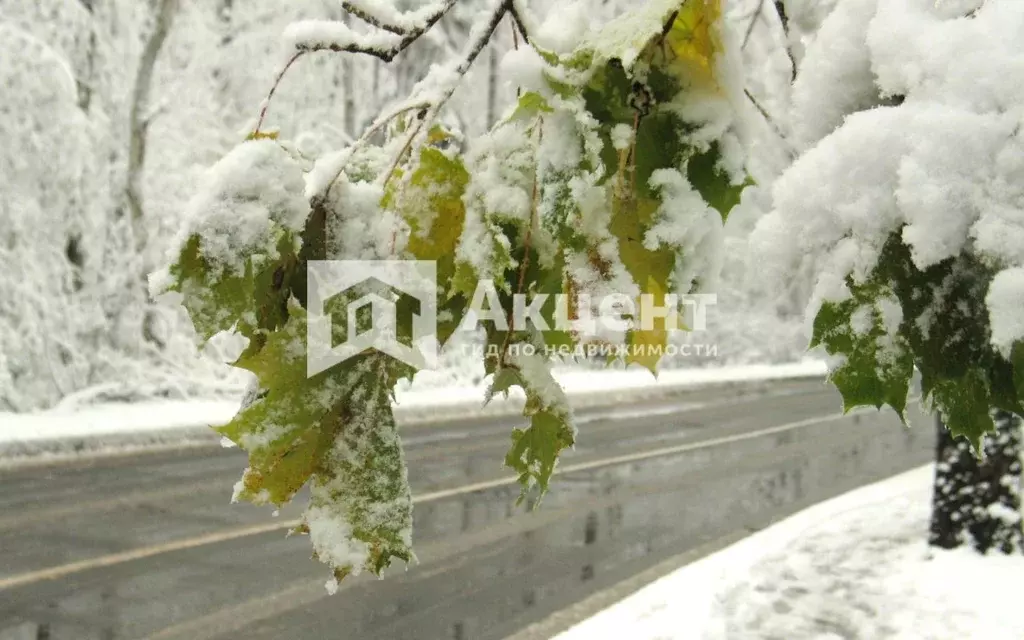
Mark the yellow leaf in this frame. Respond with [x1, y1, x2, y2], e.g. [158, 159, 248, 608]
[246, 129, 280, 141]
[608, 187, 675, 373]
[664, 0, 722, 91]
[235, 424, 334, 505]
[387, 147, 469, 264]
[627, 275, 671, 373]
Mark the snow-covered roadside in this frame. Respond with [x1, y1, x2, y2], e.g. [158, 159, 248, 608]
[0, 360, 826, 446]
[399, 360, 828, 411]
[555, 465, 1024, 640]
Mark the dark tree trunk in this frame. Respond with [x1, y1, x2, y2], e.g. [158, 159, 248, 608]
[486, 43, 499, 129]
[773, 1, 788, 32]
[930, 410, 1023, 554]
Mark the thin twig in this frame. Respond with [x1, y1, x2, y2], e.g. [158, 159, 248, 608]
[253, 51, 304, 135]
[256, 0, 458, 133]
[517, 124, 542, 296]
[744, 88, 795, 157]
[742, 0, 765, 49]
[322, 0, 512, 199]
[500, 120, 542, 367]
[451, 0, 511, 76]
[507, 0, 532, 44]
[772, 0, 796, 81]
[383, 117, 426, 191]
[361, 101, 432, 146]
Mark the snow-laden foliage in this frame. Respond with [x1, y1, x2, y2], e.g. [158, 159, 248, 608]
[0, 0, 226, 411]
[154, 0, 751, 583]
[752, 0, 1024, 448]
[0, 0, 528, 410]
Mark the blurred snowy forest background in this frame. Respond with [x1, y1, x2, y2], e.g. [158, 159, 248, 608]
[0, 0, 817, 412]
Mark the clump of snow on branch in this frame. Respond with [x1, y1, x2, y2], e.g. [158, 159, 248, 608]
[753, 0, 1024, 349]
[283, 20, 403, 55]
[646, 169, 725, 294]
[987, 269, 1024, 357]
[168, 140, 309, 275]
[787, 0, 878, 150]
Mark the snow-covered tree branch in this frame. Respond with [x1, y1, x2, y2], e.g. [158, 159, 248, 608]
[152, 0, 753, 585]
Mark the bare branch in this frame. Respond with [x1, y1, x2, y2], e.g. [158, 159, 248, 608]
[342, 0, 459, 36]
[254, 0, 460, 133]
[342, 1, 406, 35]
[297, 0, 458, 61]
[321, 0, 513, 199]
[774, 0, 789, 32]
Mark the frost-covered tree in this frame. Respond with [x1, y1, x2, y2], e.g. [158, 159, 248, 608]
[751, 0, 1024, 552]
[151, 0, 1024, 585]
[0, 0, 161, 410]
[755, 0, 1024, 446]
[3, 0, 483, 410]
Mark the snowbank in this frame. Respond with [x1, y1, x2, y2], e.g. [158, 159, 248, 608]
[397, 359, 827, 409]
[556, 464, 1024, 640]
[0, 360, 826, 453]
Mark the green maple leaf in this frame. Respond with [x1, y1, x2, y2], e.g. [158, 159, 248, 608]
[687, 142, 753, 219]
[926, 370, 995, 453]
[811, 233, 1023, 451]
[491, 360, 576, 504]
[505, 409, 575, 505]
[219, 304, 414, 580]
[507, 91, 554, 122]
[810, 293, 913, 421]
[385, 144, 470, 348]
[166, 229, 298, 341]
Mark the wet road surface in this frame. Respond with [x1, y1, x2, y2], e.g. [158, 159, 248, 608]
[0, 379, 934, 640]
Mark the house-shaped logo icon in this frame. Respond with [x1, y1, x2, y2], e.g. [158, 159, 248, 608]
[307, 260, 437, 377]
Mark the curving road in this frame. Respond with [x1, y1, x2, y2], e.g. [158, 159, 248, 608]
[0, 378, 934, 640]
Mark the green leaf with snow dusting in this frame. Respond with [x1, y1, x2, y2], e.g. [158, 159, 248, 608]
[494, 353, 576, 504]
[166, 229, 298, 341]
[221, 304, 414, 580]
[810, 289, 913, 420]
[810, 233, 1024, 451]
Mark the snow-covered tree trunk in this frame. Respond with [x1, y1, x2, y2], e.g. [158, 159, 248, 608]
[127, 0, 178, 247]
[930, 411, 1023, 554]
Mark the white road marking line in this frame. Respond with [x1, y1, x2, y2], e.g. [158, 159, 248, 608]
[0, 521, 297, 591]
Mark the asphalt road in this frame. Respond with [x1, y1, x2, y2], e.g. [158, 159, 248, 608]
[0, 379, 935, 640]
